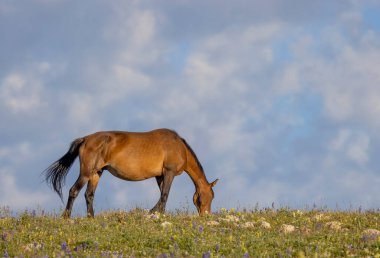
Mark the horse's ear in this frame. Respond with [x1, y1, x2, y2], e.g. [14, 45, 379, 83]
[210, 179, 219, 187]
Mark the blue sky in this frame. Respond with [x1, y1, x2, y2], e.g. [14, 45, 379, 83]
[1, 0, 380, 214]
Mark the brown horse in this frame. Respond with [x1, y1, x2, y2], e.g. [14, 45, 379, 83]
[44, 128, 218, 218]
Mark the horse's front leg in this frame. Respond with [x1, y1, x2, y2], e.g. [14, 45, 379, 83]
[150, 168, 175, 213]
[150, 175, 164, 213]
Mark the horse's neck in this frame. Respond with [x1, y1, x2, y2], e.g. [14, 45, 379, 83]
[186, 162, 209, 190]
[184, 143, 209, 190]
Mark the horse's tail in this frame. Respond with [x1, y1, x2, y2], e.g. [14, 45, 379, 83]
[44, 137, 85, 201]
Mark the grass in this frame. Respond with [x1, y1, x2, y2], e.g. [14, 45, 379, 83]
[0, 207, 379, 257]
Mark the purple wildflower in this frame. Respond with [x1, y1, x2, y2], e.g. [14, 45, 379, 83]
[199, 226, 203, 233]
[243, 252, 250, 258]
[202, 251, 211, 258]
[192, 221, 196, 229]
[2, 232, 8, 241]
[362, 234, 371, 242]
[61, 242, 68, 252]
[315, 222, 323, 230]
[215, 244, 220, 252]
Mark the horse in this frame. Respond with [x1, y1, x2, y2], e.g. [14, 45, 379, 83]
[44, 128, 218, 218]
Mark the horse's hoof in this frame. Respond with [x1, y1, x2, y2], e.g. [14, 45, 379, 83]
[62, 214, 70, 219]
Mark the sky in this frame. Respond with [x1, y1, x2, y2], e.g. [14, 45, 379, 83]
[1, 0, 380, 215]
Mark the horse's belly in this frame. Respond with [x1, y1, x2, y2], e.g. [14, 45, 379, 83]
[105, 162, 163, 181]
[103, 138, 167, 180]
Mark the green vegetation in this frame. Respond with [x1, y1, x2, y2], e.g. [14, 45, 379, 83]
[1, 207, 379, 257]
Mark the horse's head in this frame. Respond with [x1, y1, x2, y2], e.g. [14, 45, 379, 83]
[193, 179, 218, 215]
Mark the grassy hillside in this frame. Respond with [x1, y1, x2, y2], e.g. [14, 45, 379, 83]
[1, 207, 379, 257]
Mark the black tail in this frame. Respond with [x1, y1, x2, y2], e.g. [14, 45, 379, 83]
[44, 138, 85, 201]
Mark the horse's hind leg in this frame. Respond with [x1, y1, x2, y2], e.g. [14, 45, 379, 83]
[85, 171, 102, 218]
[63, 175, 88, 218]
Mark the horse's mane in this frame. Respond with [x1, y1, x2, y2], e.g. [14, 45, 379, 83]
[181, 137, 205, 174]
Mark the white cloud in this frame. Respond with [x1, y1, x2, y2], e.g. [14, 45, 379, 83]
[0, 142, 52, 210]
[0, 61, 64, 115]
[326, 50, 380, 123]
[346, 135, 370, 165]
[284, 16, 380, 128]
[108, 179, 159, 209]
[0, 73, 43, 113]
[329, 129, 370, 165]
[0, 169, 51, 209]
[103, 3, 164, 68]
[0, 142, 35, 165]
[275, 64, 302, 93]
[185, 23, 282, 82]
[110, 65, 151, 94]
[58, 63, 152, 132]
[61, 92, 103, 132]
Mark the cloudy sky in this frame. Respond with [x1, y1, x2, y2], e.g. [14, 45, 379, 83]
[1, 0, 380, 214]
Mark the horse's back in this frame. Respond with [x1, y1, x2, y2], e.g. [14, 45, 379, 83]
[83, 128, 179, 146]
